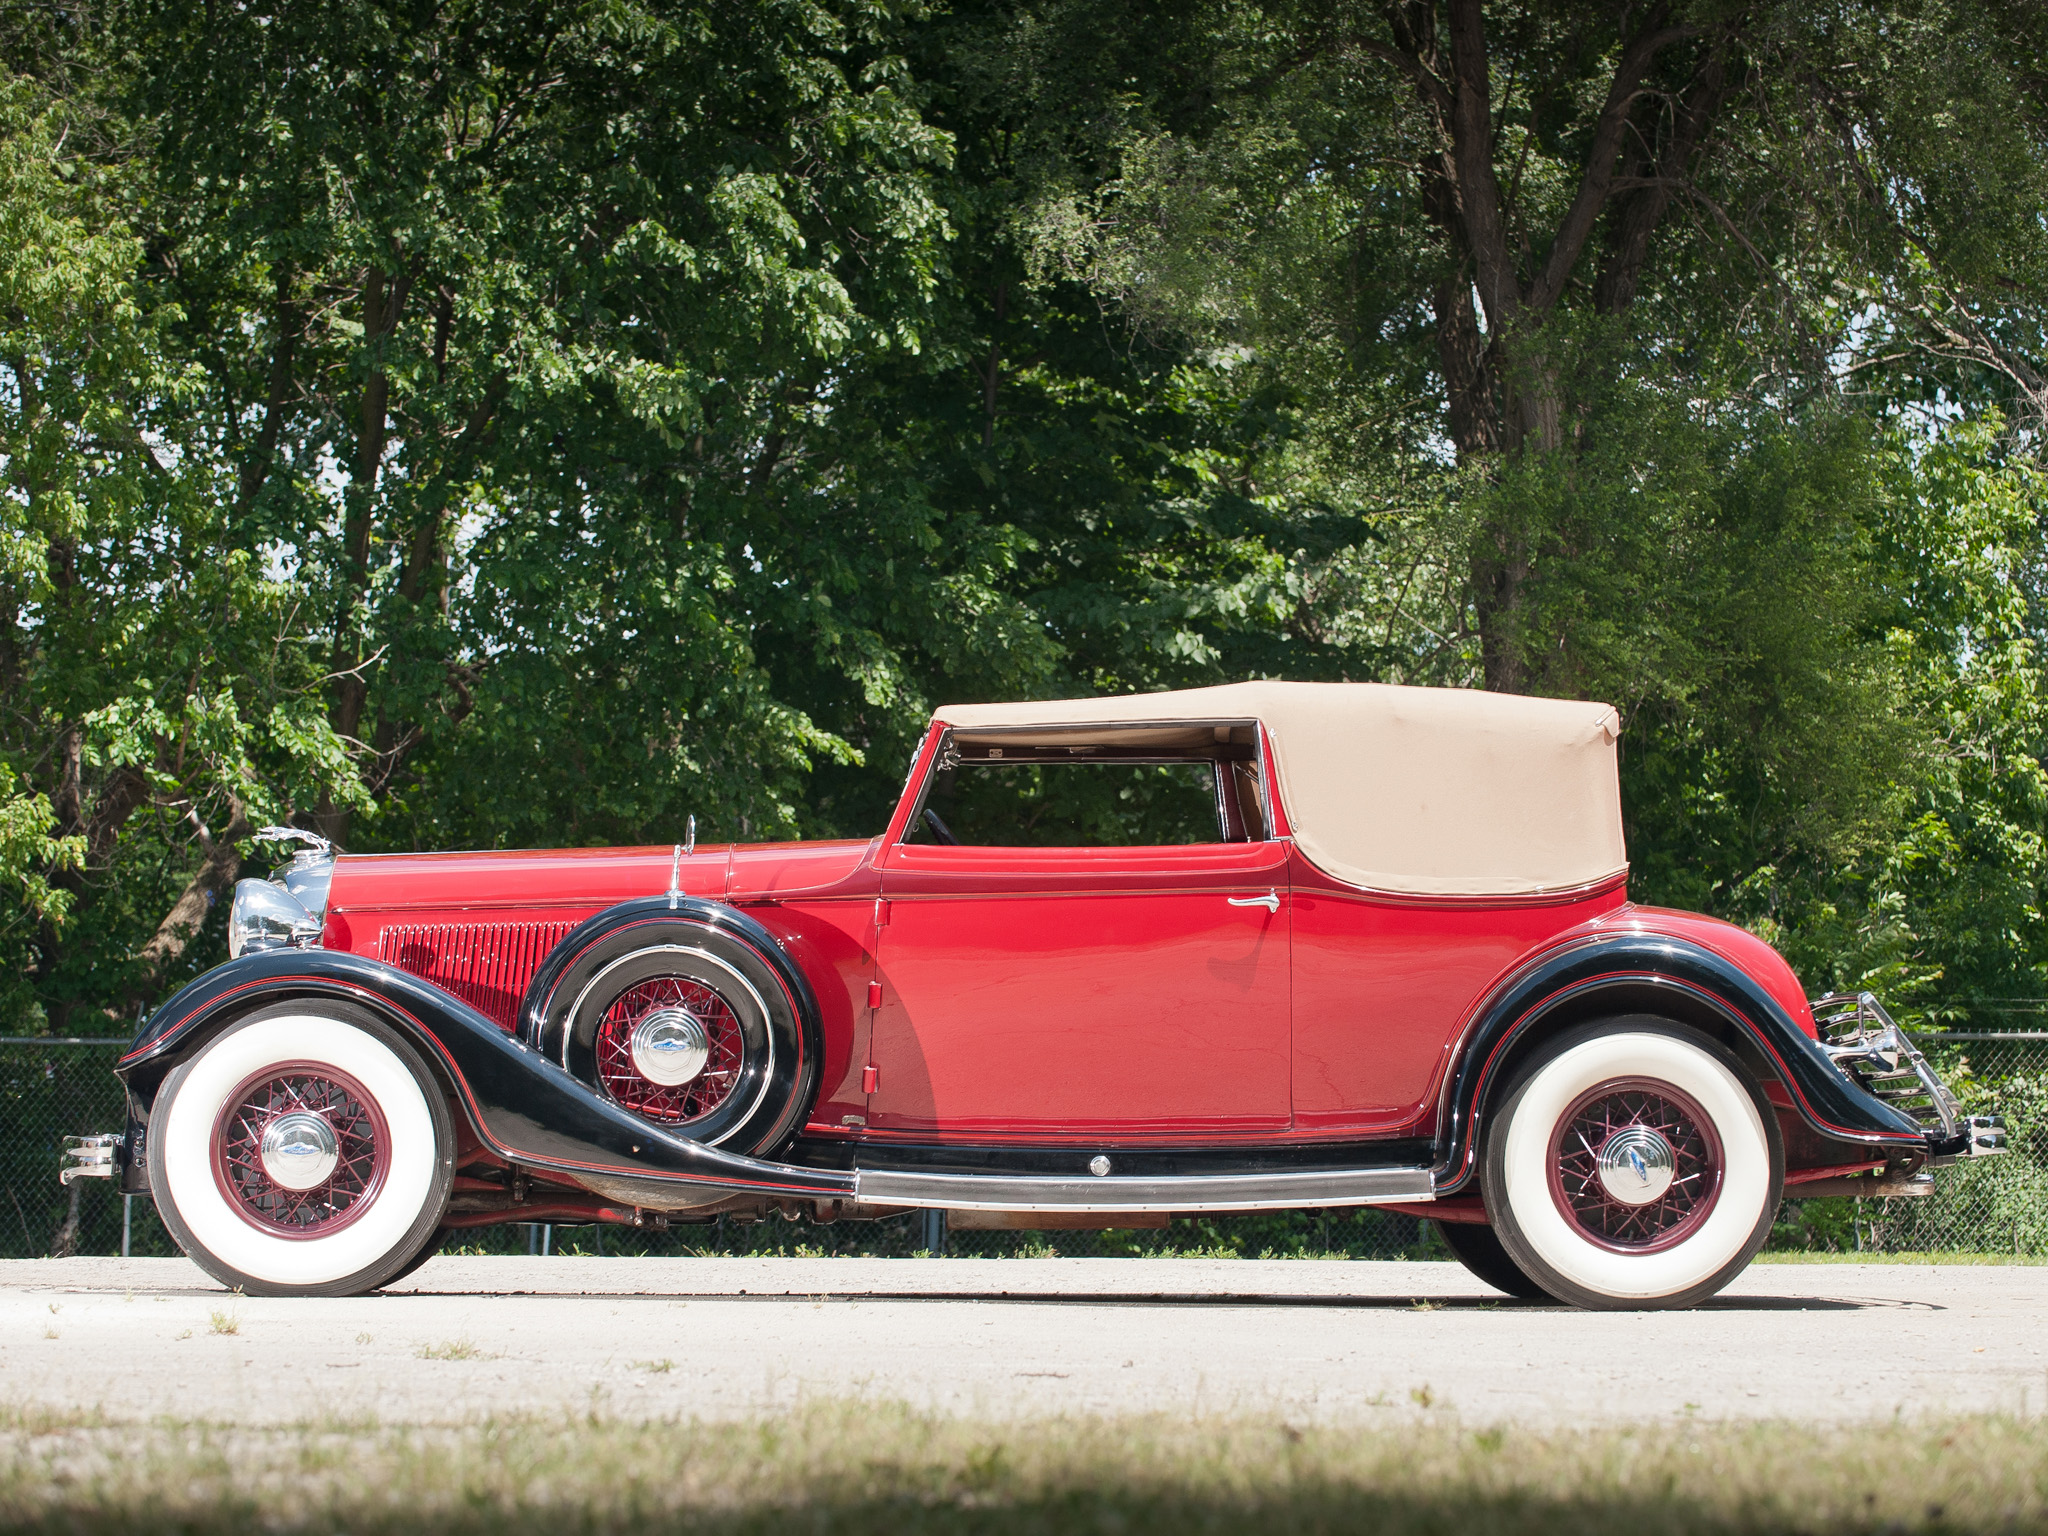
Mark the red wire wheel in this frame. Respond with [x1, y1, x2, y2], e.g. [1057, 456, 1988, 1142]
[1547, 1077, 1723, 1254]
[595, 976, 745, 1123]
[210, 1064, 389, 1239]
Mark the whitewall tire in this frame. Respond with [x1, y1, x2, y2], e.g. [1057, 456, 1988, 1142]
[1482, 1019, 1782, 1310]
[147, 1003, 454, 1297]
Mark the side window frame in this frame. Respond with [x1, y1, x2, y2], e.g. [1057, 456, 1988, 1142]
[898, 727, 959, 847]
[895, 720, 1271, 849]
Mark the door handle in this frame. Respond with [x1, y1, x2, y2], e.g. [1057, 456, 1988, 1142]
[1227, 890, 1281, 914]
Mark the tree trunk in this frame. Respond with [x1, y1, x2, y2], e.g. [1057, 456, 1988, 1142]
[1385, 0, 1721, 694]
[235, 274, 299, 517]
[1432, 269, 1499, 459]
[1472, 543, 1532, 693]
[1594, 45, 1731, 313]
[982, 282, 1007, 448]
[132, 800, 249, 1003]
[320, 266, 410, 845]
[48, 1179, 81, 1260]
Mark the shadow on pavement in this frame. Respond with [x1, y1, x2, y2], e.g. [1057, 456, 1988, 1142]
[376, 1285, 1918, 1311]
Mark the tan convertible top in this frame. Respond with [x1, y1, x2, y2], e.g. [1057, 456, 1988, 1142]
[933, 681, 1625, 897]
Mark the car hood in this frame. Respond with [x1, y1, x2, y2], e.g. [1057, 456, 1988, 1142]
[326, 837, 879, 916]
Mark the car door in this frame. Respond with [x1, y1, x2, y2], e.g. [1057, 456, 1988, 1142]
[1286, 849, 1630, 1135]
[863, 748, 1292, 1140]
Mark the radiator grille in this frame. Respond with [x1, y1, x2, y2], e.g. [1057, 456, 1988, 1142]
[375, 921, 575, 1033]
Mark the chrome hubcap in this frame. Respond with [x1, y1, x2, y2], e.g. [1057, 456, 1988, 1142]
[258, 1111, 340, 1191]
[630, 1007, 710, 1086]
[1595, 1124, 1677, 1206]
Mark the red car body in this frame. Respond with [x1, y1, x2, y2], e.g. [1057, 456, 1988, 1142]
[93, 682, 1997, 1304]
[320, 800, 1810, 1154]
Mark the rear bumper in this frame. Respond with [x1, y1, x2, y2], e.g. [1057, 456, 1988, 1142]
[1812, 992, 2008, 1163]
[60, 1133, 124, 1186]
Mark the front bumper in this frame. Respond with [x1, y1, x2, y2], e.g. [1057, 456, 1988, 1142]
[1812, 992, 2008, 1162]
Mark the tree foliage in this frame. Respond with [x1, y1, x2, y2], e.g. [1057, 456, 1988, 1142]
[3, 0, 2048, 1031]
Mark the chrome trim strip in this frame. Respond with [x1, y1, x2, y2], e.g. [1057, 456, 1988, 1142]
[1296, 865, 1632, 908]
[852, 1165, 1436, 1213]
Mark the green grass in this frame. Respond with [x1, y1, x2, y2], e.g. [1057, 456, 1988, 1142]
[1752, 1249, 2048, 1264]
[413, 1339, 499, 1361]
[0, 1406, 2044, 1533]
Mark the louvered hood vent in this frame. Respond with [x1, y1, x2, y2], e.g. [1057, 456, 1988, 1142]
[376, 921, 574, 1032]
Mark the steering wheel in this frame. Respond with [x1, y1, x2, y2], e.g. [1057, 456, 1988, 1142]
[921, 808, 959, 846]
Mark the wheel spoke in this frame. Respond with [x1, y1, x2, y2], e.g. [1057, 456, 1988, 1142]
[595, 976, 747, 1124]
[212, 1067, 388, 1237]
[1550, 1078, 1724, 1253]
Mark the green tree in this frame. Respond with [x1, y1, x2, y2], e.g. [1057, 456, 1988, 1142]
[126, 0, 955, 847]
[0, 0, 964, 1025]
[7, 0, 2048, 1035]
[1007, 0, 2048, 997]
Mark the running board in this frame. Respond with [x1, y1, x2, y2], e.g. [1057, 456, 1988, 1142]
[852, 1165, 1436, 1214]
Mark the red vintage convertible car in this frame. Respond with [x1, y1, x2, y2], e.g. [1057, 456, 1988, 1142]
[65, 682, 2003, 1305]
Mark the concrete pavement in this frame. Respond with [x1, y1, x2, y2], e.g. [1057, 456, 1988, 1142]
[0, 1256, 2040, 1425]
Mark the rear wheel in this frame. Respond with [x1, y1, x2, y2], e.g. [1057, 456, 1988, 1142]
[1434, 1219, 1552, 1300]
[147, 1003, 453, 1297]
[1482, 1019, 1782, 1310]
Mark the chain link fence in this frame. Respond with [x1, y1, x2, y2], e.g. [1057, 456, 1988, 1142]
[4, 1032, 2041, 1262]
[1769, 1032, 2048, 1256]
[0, 1039, 174, 1260]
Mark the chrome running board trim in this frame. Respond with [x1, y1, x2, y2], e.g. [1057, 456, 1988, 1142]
[852, 1165, 1435, 1213]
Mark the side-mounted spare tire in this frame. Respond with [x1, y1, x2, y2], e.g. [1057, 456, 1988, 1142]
[519, 896, 821, 1158]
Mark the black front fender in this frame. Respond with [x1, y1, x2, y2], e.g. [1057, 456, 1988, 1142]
[118, 949, 854, 1202]
[1433, 933, 1926, 1194]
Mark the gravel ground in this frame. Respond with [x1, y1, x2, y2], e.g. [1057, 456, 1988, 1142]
[0, 1256, 2041, 1426]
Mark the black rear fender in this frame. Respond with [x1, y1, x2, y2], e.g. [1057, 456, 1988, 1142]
[1434, 933, 1926, 1193]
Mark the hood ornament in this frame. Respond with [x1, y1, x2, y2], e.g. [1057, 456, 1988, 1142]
[254, 826, 332, 859]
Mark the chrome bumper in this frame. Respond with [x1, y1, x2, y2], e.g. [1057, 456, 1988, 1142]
[1812, 992, 2007, 1162]
[59, 1133, 125, 1186]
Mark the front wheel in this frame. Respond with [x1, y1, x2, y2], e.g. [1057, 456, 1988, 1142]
[1482, 1019, 1782, 1310]
[147, 1003, 454, 1297]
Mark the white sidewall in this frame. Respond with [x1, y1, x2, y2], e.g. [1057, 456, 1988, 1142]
[1499, 1032, 1771, 1301]
[158, 1015, 438, 1287]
